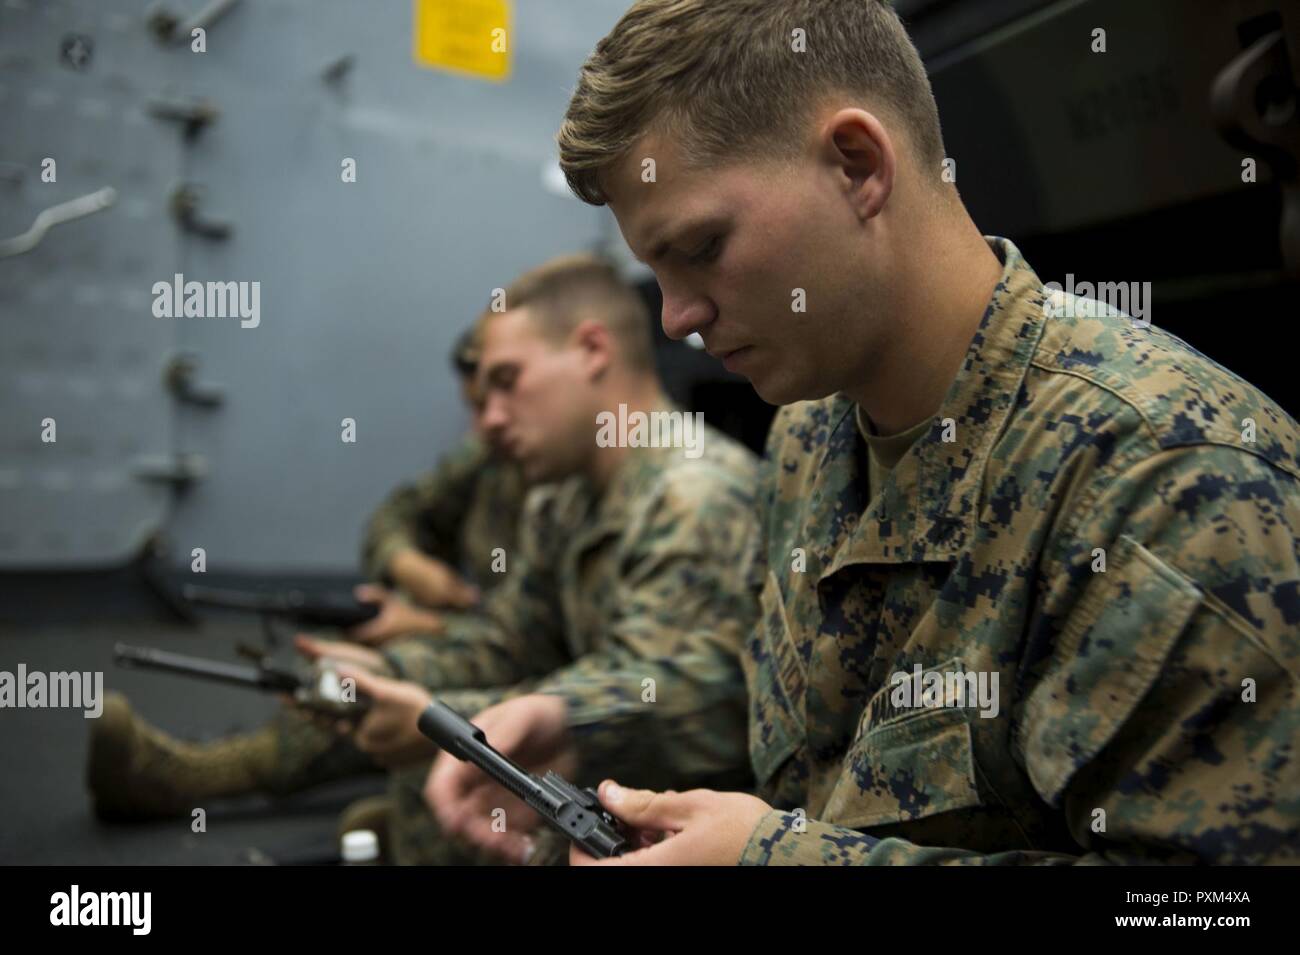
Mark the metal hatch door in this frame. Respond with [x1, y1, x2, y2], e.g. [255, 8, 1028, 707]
[0, 0, 185, 569]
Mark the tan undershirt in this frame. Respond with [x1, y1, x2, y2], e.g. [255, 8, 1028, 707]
[856, 405, 936, 501]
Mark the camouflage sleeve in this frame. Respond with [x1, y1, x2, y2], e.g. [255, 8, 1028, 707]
[533, 469, 763, 792]
[360, 434, 487, 581]
[1019, 442, 1300, 864]
[739, 813, 1079, 865]
[378, 493, 571, 691]
[741, 443, 1300, 865]
[429, 678, 543, 721]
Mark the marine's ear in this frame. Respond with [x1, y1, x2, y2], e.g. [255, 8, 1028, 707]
[820, 107, 896, 223]
[571, 318, 615, 383]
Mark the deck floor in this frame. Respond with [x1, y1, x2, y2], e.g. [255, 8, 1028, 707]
[0, 619, 384, 865]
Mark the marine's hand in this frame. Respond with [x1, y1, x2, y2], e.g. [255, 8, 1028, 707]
[348, 584, 445, 645]
[334, 666, 437, 767]
[569, 782, 772, 866]
[388, 549, 481, 610]
[425, 694, 576, 864]
[294, 634, 387, 672]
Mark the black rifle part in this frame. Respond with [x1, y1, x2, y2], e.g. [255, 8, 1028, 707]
[114, 642, 300, 692]
[180, 583, 381, 628]
[113, 643, 367, 717]
[417, 700, 627, 859]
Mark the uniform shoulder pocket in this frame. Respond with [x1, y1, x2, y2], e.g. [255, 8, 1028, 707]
[1018, 533, 1202, 805]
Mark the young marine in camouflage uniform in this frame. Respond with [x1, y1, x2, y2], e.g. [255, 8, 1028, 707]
[361, 432, 523, 604]
[336, 253, 761, 864]
[428, 0, 1300, 865]
[86, 332, 526, 819]
[360, 327, 526, 611]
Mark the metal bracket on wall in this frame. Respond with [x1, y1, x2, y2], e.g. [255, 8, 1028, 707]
[132, 452, 209, 487]
[0, 186, 117, 258]
[148, 95, 220, 140]
[1212, 27, 1300, 278]
[321, 54, 356, 84]
[164, 352, 226, 407]
[169, 183, 233, 239]
[146, 0, 243, 45]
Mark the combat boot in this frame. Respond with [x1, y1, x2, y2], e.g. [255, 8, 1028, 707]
[87, 692, 381, 821]
[87, 691, 282, 821]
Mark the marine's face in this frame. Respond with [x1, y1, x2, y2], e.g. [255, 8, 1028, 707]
[476, 308, 592, 483]
[459, 375, 492, 443]
[605, 133, 879, 405]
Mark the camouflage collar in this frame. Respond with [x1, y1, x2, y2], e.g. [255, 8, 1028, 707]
[819, 236, 1049, 572]
[591, 442, 676, 529]
[565, 406, 699, 548]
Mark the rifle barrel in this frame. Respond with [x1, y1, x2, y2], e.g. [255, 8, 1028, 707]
[113, 643, 297, 692]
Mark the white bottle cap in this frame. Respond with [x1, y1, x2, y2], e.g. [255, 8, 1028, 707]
[341, 829, 379, 863]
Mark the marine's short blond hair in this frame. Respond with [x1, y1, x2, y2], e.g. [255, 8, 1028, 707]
[482, 253, 655, 373]
[558, 0, 945, 205]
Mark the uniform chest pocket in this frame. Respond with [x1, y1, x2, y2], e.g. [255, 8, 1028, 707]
[821, 669, 984, 830]
[743, 570, 807, 787]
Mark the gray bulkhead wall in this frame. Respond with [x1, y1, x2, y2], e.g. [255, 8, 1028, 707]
[1, 0, 627, 575]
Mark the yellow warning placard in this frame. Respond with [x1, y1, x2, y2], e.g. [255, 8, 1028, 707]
[413, 0, 512, 82]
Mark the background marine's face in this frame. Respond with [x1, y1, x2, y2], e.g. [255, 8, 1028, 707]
[476, 306, 596, 484]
